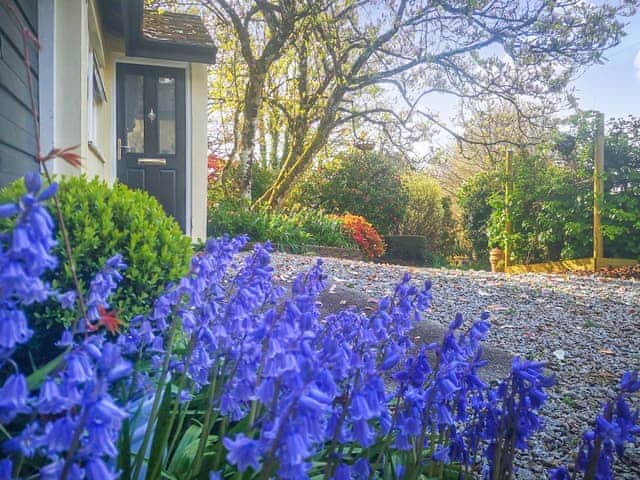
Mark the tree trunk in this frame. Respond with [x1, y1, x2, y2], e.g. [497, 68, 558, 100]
[269, 109, 280, 169]
[258, 107, 268, 168]
[260, 92, 343, 207]
[235, 70, 266, 201]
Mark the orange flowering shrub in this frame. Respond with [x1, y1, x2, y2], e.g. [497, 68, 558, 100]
[338, 213, 386, 259]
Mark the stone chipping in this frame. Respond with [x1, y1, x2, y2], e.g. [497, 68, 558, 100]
[269, 252, 640, 479]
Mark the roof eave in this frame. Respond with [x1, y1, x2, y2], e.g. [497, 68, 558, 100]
[123, 0, 216, 65]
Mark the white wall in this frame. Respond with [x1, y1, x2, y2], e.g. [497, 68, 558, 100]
[39, 1, 209, 240]
[189, 62, 209, 241]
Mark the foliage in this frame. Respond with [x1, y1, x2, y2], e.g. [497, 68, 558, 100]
[0, 176, 191, 365]
[458, 114, 640, 264]
[338, 213, 386, 259]
[1, 173, 638, 480]
[207, 200, 354, 252]
[289, 150, 408, 234]
[457, 172, 501, 262]
[202, 0, 637, 203]
[486, 154, 593, 264]
[398, 173, 458, 260]
[210, 163, 278, 206]
[601, 117, 640, 259]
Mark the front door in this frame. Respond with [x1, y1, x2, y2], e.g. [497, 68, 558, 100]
[116, 63, 187, 231]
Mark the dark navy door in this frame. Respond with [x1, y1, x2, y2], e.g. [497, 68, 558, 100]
[116, 63, 186, 230]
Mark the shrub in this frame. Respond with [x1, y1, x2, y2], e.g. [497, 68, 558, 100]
[457, 172, 500, 263]
[286, 206, 355, 249]
[209, 162, 277, 205]
[338, 213, 386, 258]
[398, 173, 458, 259]
[0, 175, 192, 363]
[289, 150, 408, 234]
[207, 201, 354, 251]
[382, 234, 429, 264]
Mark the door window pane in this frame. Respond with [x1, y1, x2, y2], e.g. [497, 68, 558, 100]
[124, 74, 144, 153]
[158, 77, 176, 154]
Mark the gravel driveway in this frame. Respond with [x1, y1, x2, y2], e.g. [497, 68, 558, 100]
[269, 252, 640, 479]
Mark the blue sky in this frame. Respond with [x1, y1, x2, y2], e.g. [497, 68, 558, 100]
[416, 11, 640, 151]
[572, 12, 640, 120]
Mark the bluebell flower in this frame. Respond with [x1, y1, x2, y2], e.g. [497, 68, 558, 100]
[333, 463, 351, 480]
[620, 370, 640, 393]
[85, 458, 118, 480]
[223, 434, 261, 472]
[0, 458, 12, 480]
[45, 416, 76, 453]
[0, 307, 32, 352]
[0, 374, 30, 423]
[57, 290, 77, 310]
[40, 459, 84, 480]
[35, 378, 68, 415]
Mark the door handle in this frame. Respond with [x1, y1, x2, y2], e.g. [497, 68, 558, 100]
[117, 138, 132, 160]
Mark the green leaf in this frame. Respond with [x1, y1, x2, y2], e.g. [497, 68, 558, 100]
[26, 350, 66, 390]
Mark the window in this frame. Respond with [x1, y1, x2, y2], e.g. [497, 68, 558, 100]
[88, 51, 107, 146]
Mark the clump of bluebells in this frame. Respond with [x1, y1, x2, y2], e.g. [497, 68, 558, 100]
[0, 173, 637, 480]
[549, 372, 640, 480]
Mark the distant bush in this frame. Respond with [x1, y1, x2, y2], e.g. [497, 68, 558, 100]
[209, 162, 277, 206]
[382, 235, 428, 264]
[398, 173, 458, 259]
[207, 201, 354, 251]
[289, 150, 408, 234]
[457, 172, 501, 263]
[338, 213, 386, 259]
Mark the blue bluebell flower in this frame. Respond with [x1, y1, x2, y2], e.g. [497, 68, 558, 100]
[223, 434, 261, 472]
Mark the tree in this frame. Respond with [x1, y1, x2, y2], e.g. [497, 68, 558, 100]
[201, 0, 322, 200]
[256, 0, 637, 205]
[435, 99, 557, 195]
[288, 150, 408, 234]
[169, 0, 634, 203]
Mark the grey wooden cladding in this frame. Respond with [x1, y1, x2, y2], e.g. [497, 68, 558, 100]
[0, 0, 39, 188]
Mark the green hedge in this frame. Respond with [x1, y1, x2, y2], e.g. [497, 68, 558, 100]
[0, 175, 192, 365]
[382, 235, 429, 264]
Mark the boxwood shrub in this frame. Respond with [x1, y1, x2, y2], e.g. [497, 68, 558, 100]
[0, 175, 192, 364]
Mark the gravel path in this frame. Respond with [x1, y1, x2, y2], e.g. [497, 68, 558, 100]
[269, 252, 640, 479]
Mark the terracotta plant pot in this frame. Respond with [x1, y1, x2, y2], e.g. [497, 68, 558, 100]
[489, 247, 505, 273]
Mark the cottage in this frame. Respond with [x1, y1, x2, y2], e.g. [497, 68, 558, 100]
[0, 0, 215, 239]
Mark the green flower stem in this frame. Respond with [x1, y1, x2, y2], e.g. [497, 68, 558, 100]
[410, 355, 441, 480]
[61, 379, 102, 480]
[260, 381, 312, 480]
[147, 335, 197, 480]
[370, 387, 405, 478]
[213, 417, 229, 472]
[324, 388, 355, 478]
[131, 318, 179, 480]
[192, 363, 220, 477]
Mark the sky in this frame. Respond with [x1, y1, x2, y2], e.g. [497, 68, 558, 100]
[415, 10, 640, 152]
[572, 11, 640, 121]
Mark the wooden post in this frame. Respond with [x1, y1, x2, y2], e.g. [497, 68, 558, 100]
[593, 112, 604, 269]
[504, 150, 513, 269]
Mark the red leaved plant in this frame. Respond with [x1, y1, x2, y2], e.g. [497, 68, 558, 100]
[338, 213, 386, 259]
